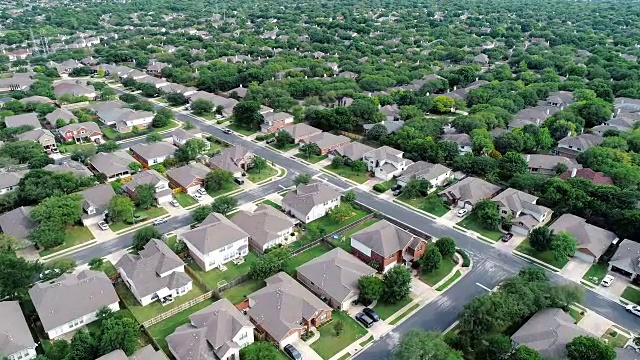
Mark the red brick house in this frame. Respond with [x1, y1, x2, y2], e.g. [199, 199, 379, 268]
[260, 112, 294, 133]
[300, 132, 351, 154]
[58, 122, 103, 143]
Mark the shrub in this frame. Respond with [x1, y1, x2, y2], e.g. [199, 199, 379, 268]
[373, 183, 391, 193]
[456, 249, 471, 267]
[216, 119, 226, 124]
[255, 133, 275, 141]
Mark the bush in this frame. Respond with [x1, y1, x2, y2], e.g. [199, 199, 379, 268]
[216, 119, 226, 124]
[255, 133, 275, 141]
[456, 249, 471, 267]
[373, 183, 391, 193]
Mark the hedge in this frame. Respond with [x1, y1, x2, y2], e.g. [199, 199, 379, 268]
[456, 248, 471, 267]
[255, 133, 276, 141]
[373, 183, 391, 193]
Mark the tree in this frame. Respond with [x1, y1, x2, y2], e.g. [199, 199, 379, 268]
[29, 222, 66, 250]
[343, 190, 356, 204]
[128, 162, 143, 173]
[351, 160, 367, 173]
[474, 200, 501, 230]
[232, 101, 264, 130]
[166, 92, 187, 106]
[498, 152, 528, 180]
[67, 331, 96, 360]
[97, 317, 140, 356]
[331, 156, 345, 168]
[240, 342, 280, 360]
[435, 237, 456, 258]
[101, 87, 116, 100]
[432, 96, 456, 113]
[0, 251, 40, 299]
[132, 226, 161, 251]
[30, 194, 83, 226]
[366, 123, 388, 141]
[358, 275, 384, 303]
[251, 156, 268, 173]
[193, 205, 213, 223]
[0, 141, 44, 164]
[293, 173, 311, 185]
[175, 139, 207, 163]
[382, 265, 412, 304]
[529, 227, 554, 252]
[96, 141, 119, 153]
[48, 340, 71, 360]
[509, 346, 542, 360]
[119, 93, 138, 104]
[421, 245, 443, 273]
[566, 336, 615, 360]
[205, 169, 234, 192]
[146, 133, 163, 142]
[333, 320, 345, 337]
[299, 143, 321, 159]
[402, 178, 432, 198]
[393, 330, 463, 360]
[152, 108, 174, 128]
[477, 334, 514, 360]
[107, 195, 135, 223]
[134, 184, 156, 209]
[329, 203, 354, 222]
[249, 247, 290, 280]
[274, 130, 294, 148]
[551, 231, 577, 261]
[191, 99, 214, 115]
[210, 196, 238, 216]
[28, 154, 53, 169]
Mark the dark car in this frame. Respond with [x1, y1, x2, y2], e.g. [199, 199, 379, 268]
[501, 232, 514, 242]
[284, 344, 302, 360]
[391, 184, 402, 191]
[392, 189, 403, 196]
[355, 312, 375, 328]
[234, 177, 245, 185]
[362, 307, 380, 322]
[352, 297, 373, 307]
[266, 138, 276, 144]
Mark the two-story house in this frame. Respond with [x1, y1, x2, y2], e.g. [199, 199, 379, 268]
[282, 182, 341, 223]
[130, 142, 178, 167]
[0, 301, 37, 360]
[179, 213, 250, 272]
[166, 163, 211, 194]
[167, 299, 255, 360]
[58, 122, 103, 144]
[172, 128, 210, 150]
[89, 151, 137, 182]
[350, 220, 427, 272]
[208, 146, 254, 178]
[554, 134, 604, 159]
[116, 240, 193, 306]
[363, 146, 411, 180]
[29, 270, 120, 339]
[16, 129, 57, 153]
[123, 170, 173, 204]
[260, 112, 295, 133]
[231, 204, 296, 253]
[439, 177, 502, 210]
[98, 108, 154, 133]
[491, 188, 552, 235]
[78, 184, 116, 225]
[397, 161, 452, 188]
[546, 91, 574, 108]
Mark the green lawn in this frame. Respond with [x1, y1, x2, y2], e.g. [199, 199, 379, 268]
[91, 260, 118, 278]
[58, 142, 96, 154]
[270, 143, 299, 152]
[165, 235, 180, 253]
[582, 262, 609, 285]
[373, 297, 413, 320]
[308, 208, 369, 235]
[147, 299, 216, 355]
[324, 164, 370, 184]
[436, 270, 462, 291]
[206, 182, 240, 198]
[226, 123, 258, 136]
[175, 192, 197, 207]
[102, 121, 179, 140]
[39, 225, 95, 257]
[198, 112, 215, 121]
[259, 199, 283, 210]
[621, 286, 640, 305]
[284, 243, 334, 275]
[187, 251, 259, 290]
[294, 152, 328, 163]
[330, 219, 379, 252]
[310, 311, 368, 359]
[420, 255, 458, 286]
[115, 279, 208, 323]
[568, 308, 585, 324]
[456, 212, 504, 241]
[221, 279, 265, 304]
[373, 178, 397, 193]
[389, 303, 420, 325]
[515, 238, 570, 269]
[247, 165, 278, 183]
[602, 328, 630, 348]
[398, 194, 450, 217]
[110, 206, 169, 232]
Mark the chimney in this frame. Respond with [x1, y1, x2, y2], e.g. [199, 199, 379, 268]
[546, 108, 550, 115]
[453, 85, 457, 91]
[617, 108, 621, 115]
[475, 77, 479, 81]
[571, 168, 577, 178]
[526, 155, 531, 162]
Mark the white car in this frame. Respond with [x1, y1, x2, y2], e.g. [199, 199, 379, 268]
[170, 199, 180, 207]
[153, 218, 168, 226]
[197, 188, 207, 195]
[457, 209, 468, 217]
[626, 304, 640, 317]
[193, 193, 203, 201]
[601, 274, 614, 287]
[98, 221, 109, 231]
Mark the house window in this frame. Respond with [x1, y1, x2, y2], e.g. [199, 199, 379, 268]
[239, 332, 248, 340]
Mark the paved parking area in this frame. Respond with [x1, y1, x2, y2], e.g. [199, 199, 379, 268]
[291, 339, 323, 360]
[442, 208, 464, 225]
[495, 233, 526, 251]
[577, 310, 615, 337]
[559, 258, 592, 282]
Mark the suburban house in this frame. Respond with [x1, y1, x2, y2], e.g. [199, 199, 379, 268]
[78, 184, 116, 225]
[208, 145, 254, 177]
[188, 91, 238, 117]
[300, 132, 351, 154]
[225, 85, 248, 98]
[524, 154, 580, 176]
[282, 123, 323, 143]
[282, 182, 341, 223]
[559, 168, 613, 185]
[29, 270, 120, 339]
[58, 122, 103, 143]
[166, 163, 210, 194]
[0, 206, 36, 243]
[159, 83, 197, 97]
[167, 298, 255, 360]
[136, 76, 170, 88]
[179, 213, 250, 272]
[439, 177, 502, 210]
[592, 117, 638, 135]
[608, 239, 640, 281]
[0, 74, 34, 92]
[247, 272, 332, 347]
[97, 346, 167, 360]
[548, 214, 618, 263]
[4, 113, 41, 129]
[0, 301, 37, 360]
[508, 106, 558, 129]
[511, 308, 591, 359]
[397, 161, 452, 187]
[89, 151, 137, 182]
[0, 171, 27, 194]
[123, 170, 173, 204]
[363, 120, 405, 134]
[87, 100, 126, 113]
[350, 220, 427, 272]
[614, 97, 640, 111]
[296, 248, 377, 310]
[379, 105, 400, 121]
[546, 91, 575, 108]
[45, 108, 77, 127]
[146, 61, 169, 76]
[19, 96, 53, 105]
[328, 142, 375, 162]
[231, 204, 296, 253]
[172, 128, 210, 149]
[441, 133, 473, 154]
[363, 146, 411, 180]
[491, 188, 551, 235]
[261, 112, 295, 133]
[44, 160, 93, 177]
[130, 142, 178, 167]
[16, 129, 57, 153]
[97, 108, 154, 133]
[473, 53, 490, 65]
[554, 134, 604, 159]
[443, 80, 488, 101]
[53, 83, 97, 100]
[116, 239, 193, 306]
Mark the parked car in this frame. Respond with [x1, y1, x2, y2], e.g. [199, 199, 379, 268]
[283, 344, 302, 360]
[352, 297, 373, 307]
[39, 268, 61, 280]
[626, 304, 640, 317]
[170, 199, 180, 207]
[98, 221, 109, 231]
[355, 312, 375, 328]
[222, 128, 232, 134]
[197, 187, 207, 195]
[234, 177, 245, 185]
[153, 218, 168, 226]
[391, 184, 402, 191]
[363, 308, 380, 322]
[457, 209, 468, 217]
[601, 274, 615, 287]
[392, 189, 402, 196]
[193, 193, 203, 201]
[501, 233, 513, 242]
[266, 137, 276, 144]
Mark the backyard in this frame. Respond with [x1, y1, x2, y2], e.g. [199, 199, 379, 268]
[398, 194, 450, 217]
[324, 164, 369, 184]
[147, 299, 215, 354]
[284, 243, 334, 275]
[220, 279, 265, 304]
[308, 207, 370, 235]
[420, 255, 458, 286]
[515, 238, 569, 269]
[187, 251, 259, 290]
[175, 192, 197, 207]
[110, 206, 168, 232]
[294, 152, 328, 163]
[247, 165, 278, 183]
[58, 142, 96, 155]
[456, 213, 504, 241]
[582, 262, 609, 285]
[330, 218, 379, 252]
[310, 311, 368, 360]
[39, 225, 94, 257]
[226, 123, 258, 136]
[102, 120, 179, 140]
[373, 296, 413, 320]
[91, 260, 118, 278]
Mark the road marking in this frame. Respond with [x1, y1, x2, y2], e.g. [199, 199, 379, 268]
[476, 283, 492, 292]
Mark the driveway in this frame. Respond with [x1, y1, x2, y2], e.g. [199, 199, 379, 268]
[559, 258, 592, 282]
[290, 339, 323, 360]
[87, 222, 115, 242]
[495, 233, 526, 251]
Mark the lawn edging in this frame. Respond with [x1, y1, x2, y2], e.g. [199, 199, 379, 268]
[41, 239, 98, 262]
[392, 199, 437, 220]
[435, 270, 463, 291]
[512, 250, 562, 272]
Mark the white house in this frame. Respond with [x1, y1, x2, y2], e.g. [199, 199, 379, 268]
[491, 188, 552, 235]
[0, 301, 37, 360]
[123, 170, 173, 204]
[363, 146, 411, 180]
[171, 128, 210, 150]
[231, 204, 296, 253]
[281, 182, 341, 223]
[130, 142, 177, 167]
[397, 161, 453, 188]
[116, 240, 193, 307]
[179, 213, 250, 272]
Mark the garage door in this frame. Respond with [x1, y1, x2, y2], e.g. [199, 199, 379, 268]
[279, 332, 300, 349]
[511, 225, 528, 236]
[573, 250, 595, 263]
[383, 261, 397, 273]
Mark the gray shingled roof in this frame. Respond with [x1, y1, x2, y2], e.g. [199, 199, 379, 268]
[492, 188, 549, 218]
[398, 161, 451, 184]
[247, 272, 331, 342]
[16, 129, 55, 146]
[29, 270, 119, 332]
[45, 108, 77, 127]
[362, 120, 405, 133]
[524, 154, 579, 172]
[363, 146, 403, 162]
[615, 347, 640, 360]
[181, 213, 249, 254]
[609, 239, 640, 276]
[90, 151, 137, 177]
[78, 184, 116, 217]
[0, 206, 36, 240]
[208, 145, 252, 173]
[123, 170, 166, 193]
[557, 134, 603, 151]
[549, 214, 617, 259]
[0, 171, 27, 190]
[350, 220, 425, 257]
[166, 163, 210, 189]
[231, 204, 295, 249]
[4, 113, 40, 129]
[441, 133, 472, 147]
[97, 345, 167, 360]
[167, 299, 254, 360]
[43, 160, 93, 177]
[282, 182, 341, 218]
[330, 142, 375, 161]
[439, 177, 501, 206]
[116, 239, 190, 299]
[58, 121, 102, 136]
[305, 132, 350, 150]
[131, 142, 177, 162]
[0, 301, 36, 357]
[282, 123, 322, 140]
[296, 248, 376, 303]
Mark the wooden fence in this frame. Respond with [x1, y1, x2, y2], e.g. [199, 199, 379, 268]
[141, 291, 215, 328]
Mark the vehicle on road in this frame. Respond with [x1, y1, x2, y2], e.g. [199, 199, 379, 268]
[197, 187, 207, 195]
[98, 221, 109, 231]
[222, 128, 232, 134]
[501, 233, 513, 242]
[193, 193, 203, 201]
[153, 218, 168, 226]
[170, 199, 180, 207]
[626, 304, 640, 317]
[457, 209, 468, 217]
[601, 274, 615, 287]
[363, 308, 380, 322]
[355, 312, 375, 328]
[283, 344, 302, 360]
[234, 177, 245, 185]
